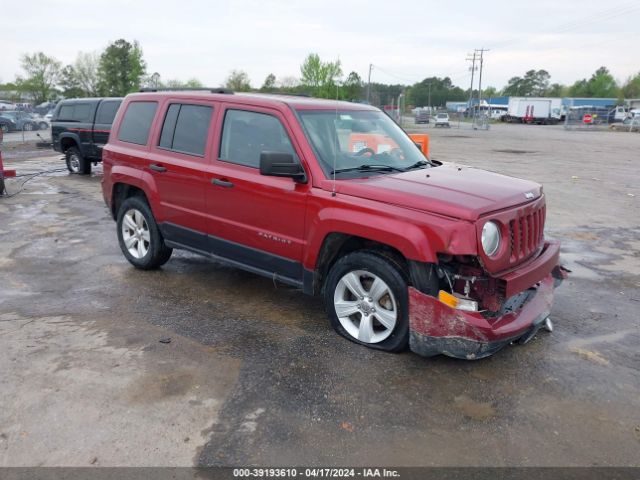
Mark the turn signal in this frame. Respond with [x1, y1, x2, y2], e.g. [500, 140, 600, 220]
[438, 290, 479, 312]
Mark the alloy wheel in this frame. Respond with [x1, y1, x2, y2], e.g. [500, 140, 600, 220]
[333, 270, 398, 344]
[121, 209, 151, 259]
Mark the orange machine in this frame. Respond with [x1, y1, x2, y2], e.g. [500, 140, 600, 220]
[347, 133, 430, 157]
[408, 133, 430, 156]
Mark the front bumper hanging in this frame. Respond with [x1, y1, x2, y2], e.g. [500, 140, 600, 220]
[408, 241, 566, 360]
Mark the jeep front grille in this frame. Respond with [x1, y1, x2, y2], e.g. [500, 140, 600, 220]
[509, 205, 545, 263]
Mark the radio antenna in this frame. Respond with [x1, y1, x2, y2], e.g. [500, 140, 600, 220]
[332, 82, 339, 197]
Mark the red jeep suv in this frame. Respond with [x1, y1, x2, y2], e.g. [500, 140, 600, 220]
[102, 90, 566, 359]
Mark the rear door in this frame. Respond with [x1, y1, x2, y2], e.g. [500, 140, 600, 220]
[145, 99, 216, 243]
[203, 105, 309, 282]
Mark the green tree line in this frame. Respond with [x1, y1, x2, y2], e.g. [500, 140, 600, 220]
[2, 44, 639, 106]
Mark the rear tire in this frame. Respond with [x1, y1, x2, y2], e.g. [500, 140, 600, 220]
[324, 251, 409, 352]
[117, 196, 173, 270]
[65, 147, 91, 175]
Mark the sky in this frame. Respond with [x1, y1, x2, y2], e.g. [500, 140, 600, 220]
[2, 0, 639, 90]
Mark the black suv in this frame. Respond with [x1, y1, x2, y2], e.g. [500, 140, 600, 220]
[51, 97, 122, 174]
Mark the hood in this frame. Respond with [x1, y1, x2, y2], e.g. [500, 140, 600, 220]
[331, 164, 542, 221]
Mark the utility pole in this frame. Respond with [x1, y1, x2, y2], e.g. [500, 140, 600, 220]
[466, 52, 477, 119]
[366, 64, 373, 104]
[476, 48, 489, 121]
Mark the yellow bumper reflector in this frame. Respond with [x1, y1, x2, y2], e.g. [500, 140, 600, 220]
[438, 290, 479, 312]
[438, 290, 458, 308]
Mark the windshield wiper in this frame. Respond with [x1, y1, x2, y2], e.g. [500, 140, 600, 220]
[402, 160, 432, 171]
[330, 164, 405, 175]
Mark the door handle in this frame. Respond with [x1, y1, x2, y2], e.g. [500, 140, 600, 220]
[149, 164, 167, 172]
[211, 178, 234, 188]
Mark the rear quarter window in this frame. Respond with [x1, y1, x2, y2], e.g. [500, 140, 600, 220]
[118, 101, 158, 145]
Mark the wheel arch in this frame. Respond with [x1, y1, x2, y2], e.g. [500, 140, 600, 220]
[110, 182, 149, 220]
[307, 232, 437, 296]
[59, 134, 81, 154]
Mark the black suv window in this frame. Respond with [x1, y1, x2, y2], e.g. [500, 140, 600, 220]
[57, 103, 92, 122]
[96, 100, 122, 125]
[219, 109, 297, 168]
[158, 103, 212, 156]
[118, 102, 157, 145]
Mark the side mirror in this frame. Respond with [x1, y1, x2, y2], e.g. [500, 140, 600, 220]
[260, 152, 307, 183]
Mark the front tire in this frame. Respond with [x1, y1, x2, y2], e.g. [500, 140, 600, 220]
[65, 147, 91, 175]
[117, 196, 173, 270]
[324, 251, 409, 352]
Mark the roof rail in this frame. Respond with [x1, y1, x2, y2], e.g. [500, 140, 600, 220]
[139, 87, 234, 94]
[265, 92, 311, 98]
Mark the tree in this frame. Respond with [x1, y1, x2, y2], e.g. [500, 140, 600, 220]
[408, 77, 466, 108]
[225, 70, 251, 91]
[568, 67, 619, 98]
[276, 76, 301, 93]
[260, 73, 276, 92]
[568, 79, 588, 97]
[161, 77, 204, 88]
[342, 71, 363, 101]
[502, 70, 551, 96]
[97, 39, 147, 96]
[300, 53, 342, 98]
[482, 86, 498, 99]
[621, 72, 640, 99]
[368, 82, 405, 107]
[58, 65, 85, 98]
[15, 52, 62, 104]
[586, 67, 618, 98]
[59, 52, 100, 98]
[546, 83, 568, 97]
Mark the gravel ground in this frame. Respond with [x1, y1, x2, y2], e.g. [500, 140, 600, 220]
[0, 123, 638, 467]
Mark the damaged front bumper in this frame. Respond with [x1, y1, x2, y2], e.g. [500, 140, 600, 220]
[408, 241, 567, 360]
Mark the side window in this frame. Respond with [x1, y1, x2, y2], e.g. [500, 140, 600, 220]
[158, 103, 212, 156]
[73, 103, 92, 122]
[219, 109, 297, 168]
[118, 102, 158, 145]
[96, 101, 122, 125]
[57, 105, 74, 121]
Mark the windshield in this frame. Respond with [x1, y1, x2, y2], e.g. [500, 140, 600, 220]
[297, 109, 430, 178]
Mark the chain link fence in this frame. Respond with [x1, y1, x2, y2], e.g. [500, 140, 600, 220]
[563, 106, 616, 130]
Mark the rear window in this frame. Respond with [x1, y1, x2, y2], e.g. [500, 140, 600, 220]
[158, 103, 212, 156]
[118, 102, 157, 145]
[95, 100, 122, 125]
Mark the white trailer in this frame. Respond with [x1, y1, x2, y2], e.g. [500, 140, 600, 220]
[504, 97, 562, 124]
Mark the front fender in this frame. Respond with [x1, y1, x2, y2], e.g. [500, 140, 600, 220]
[303, 205, 473, 269]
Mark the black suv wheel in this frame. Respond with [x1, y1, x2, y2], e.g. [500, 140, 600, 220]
[65, 147, 92, 175]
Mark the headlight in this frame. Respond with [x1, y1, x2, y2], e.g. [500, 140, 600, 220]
[481, 221, 501, 256]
